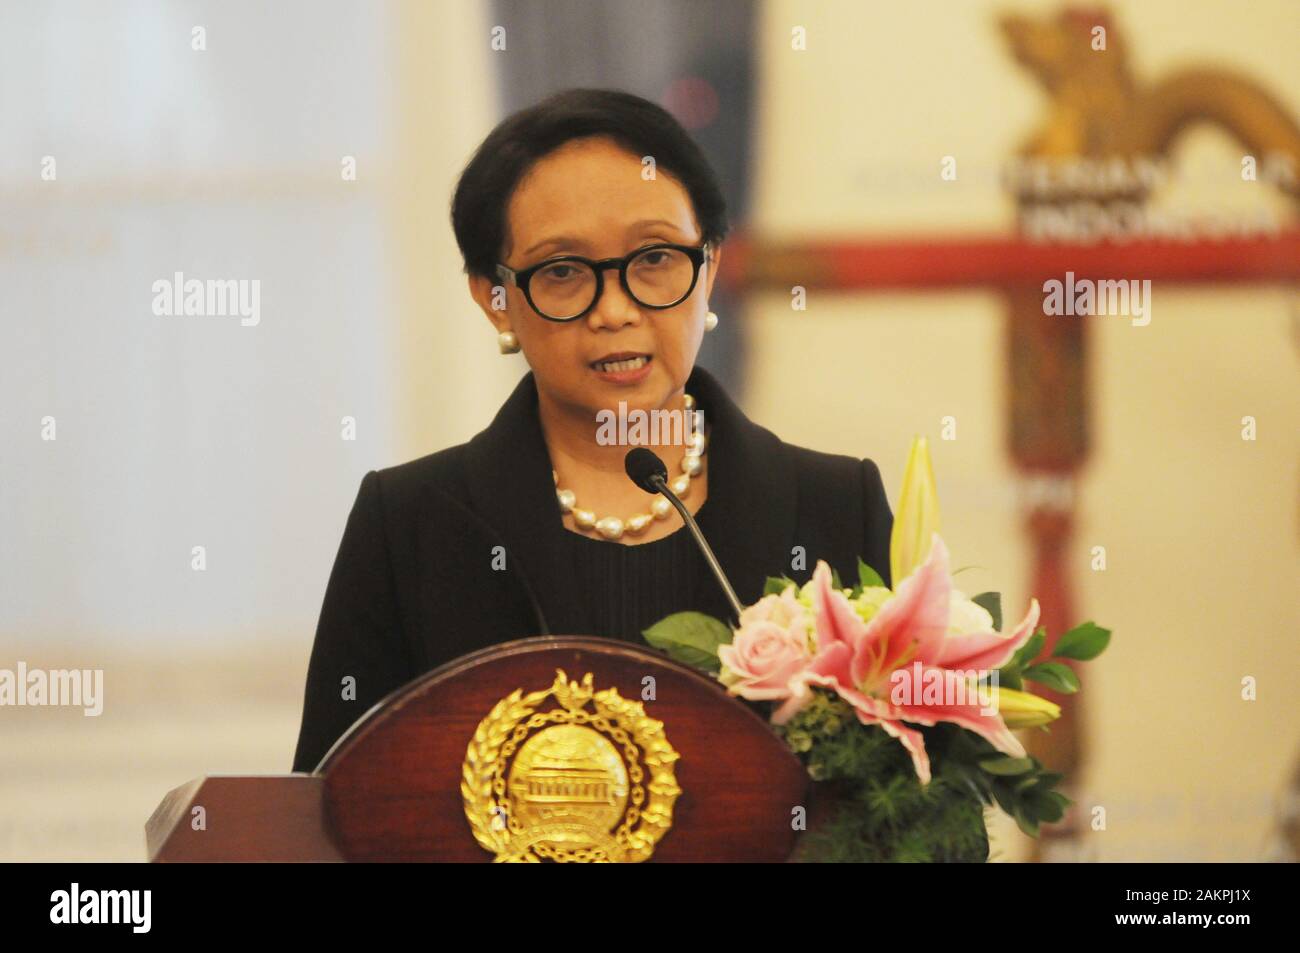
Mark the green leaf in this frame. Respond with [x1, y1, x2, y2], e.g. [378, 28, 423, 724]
[830, 567, 844, 590]
[1046, 790, 1073, 812]
[1013, 805, 1041, 838]
[1053, 621, 1112, 661]
[641, 612, 731, 673]
[978, 756, 1036, 776]
[998, 671, 1023, 691]
[1023, 662, 1080, 694]
[857, 558, 886, 590]
[991, 784, 1019, 817]
[763, 575, 796, 596]
[1025, 789, 1067, 823]
[1001, 627, 1046, 676]
[971, 591, 1002, 631]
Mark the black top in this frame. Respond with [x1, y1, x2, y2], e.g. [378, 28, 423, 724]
[555, 500, 714, 643]
[291, 365, 893, 773]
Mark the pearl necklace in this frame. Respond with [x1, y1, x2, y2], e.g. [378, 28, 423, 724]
[553, 393, 707, 541]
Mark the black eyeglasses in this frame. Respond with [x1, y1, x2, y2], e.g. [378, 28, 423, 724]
[495, 241, 712, 322]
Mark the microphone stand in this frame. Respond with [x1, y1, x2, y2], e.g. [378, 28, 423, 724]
[649, 474, 745, 624]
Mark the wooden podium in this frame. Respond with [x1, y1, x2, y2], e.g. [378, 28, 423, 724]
[147, 637, 810, 862]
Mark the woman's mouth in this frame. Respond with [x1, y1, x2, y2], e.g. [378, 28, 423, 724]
[590, 353, 653, 383]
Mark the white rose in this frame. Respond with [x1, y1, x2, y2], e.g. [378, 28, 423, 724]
[949, 590, 995, 635]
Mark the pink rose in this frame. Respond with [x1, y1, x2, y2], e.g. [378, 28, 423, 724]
[737, 587, 809, 632]
[717, 613, 806, 702]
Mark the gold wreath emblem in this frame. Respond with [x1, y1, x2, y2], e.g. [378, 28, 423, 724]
[461, 669, 681, 862]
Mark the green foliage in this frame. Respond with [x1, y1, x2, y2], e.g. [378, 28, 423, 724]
[764, 575, 796, 596]
[775, 688, 1081, 857]
[857, 558, 885, 591]
[997, 626, 1046, 689]
[997, 620, 1112, 692]
[777, 692, 990, 862]
[1054, 621, 1111, 661]
[977, 755, 1034, 775]
[942, 729, 1072, 838]
[971, 591, 1002, 630]
[1023, 661, 1080, 694]
[763, 560, 889, 603]
[640, 612, 729, 673]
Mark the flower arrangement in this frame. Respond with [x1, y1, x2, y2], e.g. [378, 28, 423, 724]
[642, 437, 1112, 862]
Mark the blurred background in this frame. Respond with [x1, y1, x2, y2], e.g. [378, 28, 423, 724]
[1, 0, 1296, 861]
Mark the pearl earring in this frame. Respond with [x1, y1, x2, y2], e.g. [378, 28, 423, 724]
[704, 311, 719, 332]
[497, 330, 520, 354]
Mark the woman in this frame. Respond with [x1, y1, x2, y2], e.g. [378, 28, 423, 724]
[291, 89, 894, 774]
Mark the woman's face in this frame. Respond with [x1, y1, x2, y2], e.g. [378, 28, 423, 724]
[470, 135, 721, 418]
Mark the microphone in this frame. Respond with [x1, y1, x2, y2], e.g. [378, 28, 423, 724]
[624, 447, 744, 622]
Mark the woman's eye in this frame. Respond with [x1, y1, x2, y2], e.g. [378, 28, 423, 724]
[539, 263, 577, 281]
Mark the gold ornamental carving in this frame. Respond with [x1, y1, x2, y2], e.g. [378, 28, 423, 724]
[461, 669, 681, 862]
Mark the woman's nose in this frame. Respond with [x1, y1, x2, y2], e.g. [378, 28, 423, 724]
[585, 278, 643, 331]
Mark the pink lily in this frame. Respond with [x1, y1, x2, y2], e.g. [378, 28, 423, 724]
[773, 535, 1041, 785]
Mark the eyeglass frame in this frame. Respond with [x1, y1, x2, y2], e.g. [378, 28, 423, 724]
[494, 240, 714, 322]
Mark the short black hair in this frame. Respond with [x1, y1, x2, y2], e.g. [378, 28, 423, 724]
[450, 87, 729, 281]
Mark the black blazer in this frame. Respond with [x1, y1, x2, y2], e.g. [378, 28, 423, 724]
[291, 365, 894, 772]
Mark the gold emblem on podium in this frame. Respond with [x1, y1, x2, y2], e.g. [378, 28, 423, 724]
[461, 669, 681, 862]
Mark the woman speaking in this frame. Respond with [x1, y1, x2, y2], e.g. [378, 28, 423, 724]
[292, 88, 894, 773]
